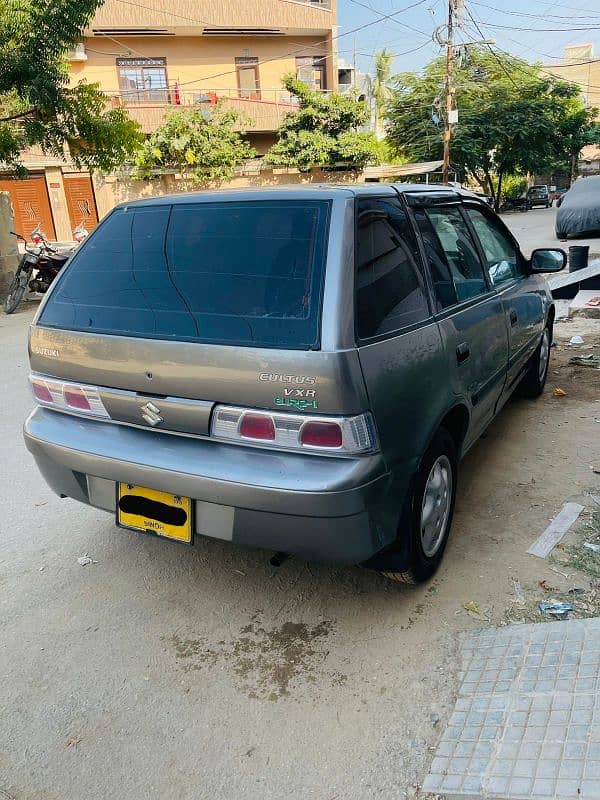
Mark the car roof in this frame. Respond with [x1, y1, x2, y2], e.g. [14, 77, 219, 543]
[114, 182, 466, 210]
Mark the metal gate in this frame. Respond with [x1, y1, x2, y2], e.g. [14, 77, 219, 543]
[0, 174, 56, 240]
[63, 174, 99, 232]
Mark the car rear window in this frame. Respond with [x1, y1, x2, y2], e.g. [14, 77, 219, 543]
[39, 200, 331, 349]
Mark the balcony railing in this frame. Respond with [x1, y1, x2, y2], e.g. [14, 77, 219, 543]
[109, 86, 330, 132]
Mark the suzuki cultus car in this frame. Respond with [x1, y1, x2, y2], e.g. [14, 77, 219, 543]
[24, 185, 565, 583]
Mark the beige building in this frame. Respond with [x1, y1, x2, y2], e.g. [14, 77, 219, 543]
[72, 0, 338, 153]
[544, 44, 600, 112]
[543, 44, 600, 174]
[3, 0, 338, 240]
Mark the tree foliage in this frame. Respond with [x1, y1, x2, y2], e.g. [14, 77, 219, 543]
[265, 75, 379, 168]
[386, 48, 600, 207]
[372, 49, 394, 139]
[134, 105, 256, 182]
[0, 0, 142, 173]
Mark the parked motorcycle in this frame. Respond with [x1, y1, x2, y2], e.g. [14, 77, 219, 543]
[4, 224, 89, 314]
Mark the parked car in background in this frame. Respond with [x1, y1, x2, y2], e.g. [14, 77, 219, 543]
[24, 185, 565, 585]
[526, 185, 552, 209]
[500, 194, 528, 213]
[550, 187, 568, 204]
[556, 176, 600, 238]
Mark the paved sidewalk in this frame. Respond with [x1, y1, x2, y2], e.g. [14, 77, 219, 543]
[423, 618, 600, 799]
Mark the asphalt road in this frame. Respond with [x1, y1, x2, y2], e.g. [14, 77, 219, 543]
[1, 302, 599, 800]
[501, 204, 600, 257]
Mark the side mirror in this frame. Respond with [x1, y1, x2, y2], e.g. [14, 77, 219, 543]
[530, 248, 566, 273]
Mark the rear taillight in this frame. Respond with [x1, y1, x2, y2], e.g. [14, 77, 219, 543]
[29, 374, 109, 419]
[300, 421, 343, 448]
[32, 381, 53, 403]
[239, 413, 276, 441]
[211, 406, 377, 455]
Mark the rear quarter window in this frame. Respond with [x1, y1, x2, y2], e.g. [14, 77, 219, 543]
[39, 200, 331, 350]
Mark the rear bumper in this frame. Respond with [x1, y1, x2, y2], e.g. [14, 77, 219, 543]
[24, 407, 397, 564]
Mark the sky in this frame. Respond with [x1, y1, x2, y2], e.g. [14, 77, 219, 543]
[336, 0, 600, 77]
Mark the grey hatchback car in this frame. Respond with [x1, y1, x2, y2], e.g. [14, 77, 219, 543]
[24, 185, 565, 583]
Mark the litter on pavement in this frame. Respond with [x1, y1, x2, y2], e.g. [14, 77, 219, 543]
[538, 602, 573, 619]
[527, 502, 585, 558]
[77, 554, 97, 566]
[583, 542, 600, 554]
[569, 353, 600, 368]
[552, 387, 567, 397]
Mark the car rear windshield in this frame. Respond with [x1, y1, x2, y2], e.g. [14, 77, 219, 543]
[39, 200, 331, 349]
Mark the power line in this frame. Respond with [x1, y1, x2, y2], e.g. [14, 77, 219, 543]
[348, 0, 434, 37]
[464, 7, 520, 88]
[109, 0, 432, 90]
[470, 0, 600, 22]
[462, 8, 600, 95]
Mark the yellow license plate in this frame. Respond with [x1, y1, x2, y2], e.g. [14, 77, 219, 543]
[117, 484, 192, 544]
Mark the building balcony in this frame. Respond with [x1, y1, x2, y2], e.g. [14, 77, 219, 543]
[109, 87, 320, 134]
[90, 0, 335, 37]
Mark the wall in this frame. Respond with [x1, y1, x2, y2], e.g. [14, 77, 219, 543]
[44, 168, 72, 241]
[542, 45, 600, 116]
[71, 35, 336, 95]
[0, 193, 19, 302]
[89, 0, 335, 34]
[92, 168, 364, 219]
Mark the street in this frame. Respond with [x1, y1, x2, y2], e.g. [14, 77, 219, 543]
[1, 216, 599, 800]
[501, 204, 600, 258]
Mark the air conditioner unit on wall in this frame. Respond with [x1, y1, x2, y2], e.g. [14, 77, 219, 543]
[68, 43, 88, 62]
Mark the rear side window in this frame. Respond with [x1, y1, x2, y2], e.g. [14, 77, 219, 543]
[39, 200, 331, 349]
[355, 197, 430, 339]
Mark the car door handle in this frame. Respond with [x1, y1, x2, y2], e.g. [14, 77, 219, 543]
[456, 342, 470, 364]
[510, 310, 518, 327]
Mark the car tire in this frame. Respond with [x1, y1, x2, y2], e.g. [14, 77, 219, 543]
[518, 324, 551, 399]
[367, 428, 458, 585]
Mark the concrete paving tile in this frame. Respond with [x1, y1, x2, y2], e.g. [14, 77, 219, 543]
[555, 778, 584, 797]
[423, 617, 600, 799]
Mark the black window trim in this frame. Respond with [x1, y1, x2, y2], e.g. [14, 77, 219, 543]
[353, 193, 436, 346]
[407, 199, 498, 319]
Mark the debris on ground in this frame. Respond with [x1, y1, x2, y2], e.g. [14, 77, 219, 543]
[429, 712, 440, 727]
[65, 735, 82, 749]
[538, 579, 556, 592]
[570, 354, 600, 368]
[569, 335, 585, 345]
[77, 554, 97, 566]
[463, 601, 480, 614]
[552, 387, 567, 397]
[511, 579, 525, 604]
[583, 542, 600, 554]
[538, 602, 573, 619]
[527, 501, 585, 557]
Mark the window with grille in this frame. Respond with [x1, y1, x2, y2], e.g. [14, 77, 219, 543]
[117, 57, 168, 103]
[296, 57, 327, 91]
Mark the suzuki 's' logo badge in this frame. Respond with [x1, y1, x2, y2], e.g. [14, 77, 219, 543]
[141, 401, 163, 427]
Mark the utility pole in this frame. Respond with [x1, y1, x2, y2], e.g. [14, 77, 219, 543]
[442, 0, 454, 184]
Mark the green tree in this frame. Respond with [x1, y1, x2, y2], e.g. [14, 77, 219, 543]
[386, 48, 600, 208]
[0, 0, 142, 174]
[265, 75, 379, 168]
[372, 48, 394, 139]
[134, 105, 256, 182]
